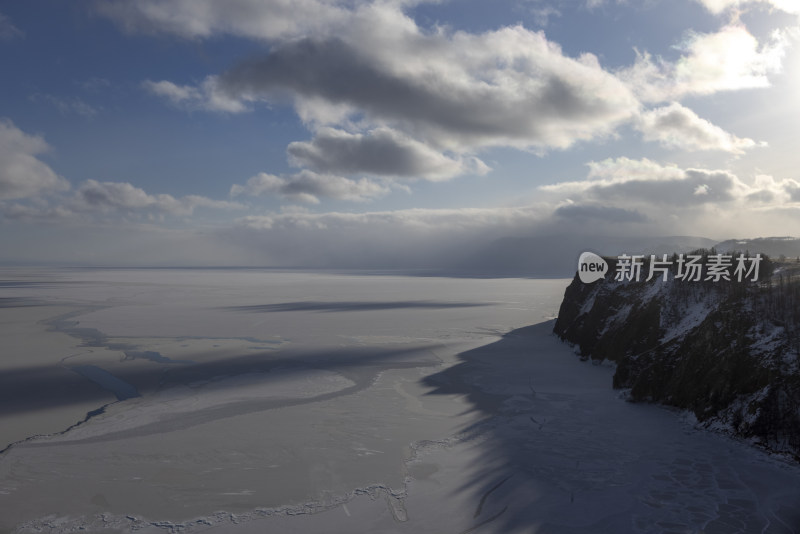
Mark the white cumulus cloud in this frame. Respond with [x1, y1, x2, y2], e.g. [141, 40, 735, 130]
[622, 24, 789, 102]
[142, 76, 254, 113]
[541, 157, 798, 208]
[0, 119, 69, 200]
[94, 0, 357, 41]
[71, 179, 243, 217]
[637, 102, 763, 153]
[694, 0, 800, 15]
[128, 2, 640, 187]
[230, 170, 392, 204]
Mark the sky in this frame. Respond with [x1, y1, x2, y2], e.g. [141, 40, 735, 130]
[1, 0, 799, 269]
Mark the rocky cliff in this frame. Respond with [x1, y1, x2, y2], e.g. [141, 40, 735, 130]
[554, 254, 800, 458]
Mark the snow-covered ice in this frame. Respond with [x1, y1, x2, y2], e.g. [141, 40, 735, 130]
[1, 268, 799, 533]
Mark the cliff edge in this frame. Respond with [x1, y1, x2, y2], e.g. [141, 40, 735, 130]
[554, 254, 800, 458]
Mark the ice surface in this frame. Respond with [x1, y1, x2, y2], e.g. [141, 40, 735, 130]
[1, 269, 799, 533]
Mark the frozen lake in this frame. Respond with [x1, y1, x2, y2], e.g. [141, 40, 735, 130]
[1, 268, 799, 533]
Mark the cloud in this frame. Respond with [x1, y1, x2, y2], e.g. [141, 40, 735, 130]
[142, 76, 254, 113]
[545, 157, 686, 191]
[553, 203, 648, 223]
[219, 202, 718, 272]
[0, 119, 69, 200]
[542, 158, 739, 205]
[29, 93, 100, 117]
[126, 1, 793, 199]
[94, 0, 356, 40]
[530, 158, 800, 241]
[142, 80, 195, 103]
[784, 179, 800, 202]
[79, 77, 112, 92]
[6, 193, 798, 269]
[528, 5, 561, 27]
[0, 203, 571, 271]
[90, 0, 799, 240]
[218, 20, 639, 152]
[3, 180, 245, 223]
[235, 205, 546, 232]
[138, 3, 638, 158]
[224, 205, 558, 269]
[750, 174, 800, 204]
[637, 102, 762, 153]
[541, 157, 800, 211]
[286, 127, 489, 180]
[0, 221, 254, 267]
[70, 179, 243, 217]
[0, 201, 76, 222]
[229, 170, 392, 203]
[621, 24, 789, 102]
[694, 0, 800, 15]
[0, 12, 23, 40]
[0, 120, 245, 223]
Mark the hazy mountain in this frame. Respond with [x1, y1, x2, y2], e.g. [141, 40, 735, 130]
[714, 237, 800, 259]
[454, 235, 718, 277]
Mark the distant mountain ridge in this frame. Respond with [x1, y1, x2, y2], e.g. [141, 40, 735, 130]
[457, 235, 717, 277]
[714, 237, 800, 259]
